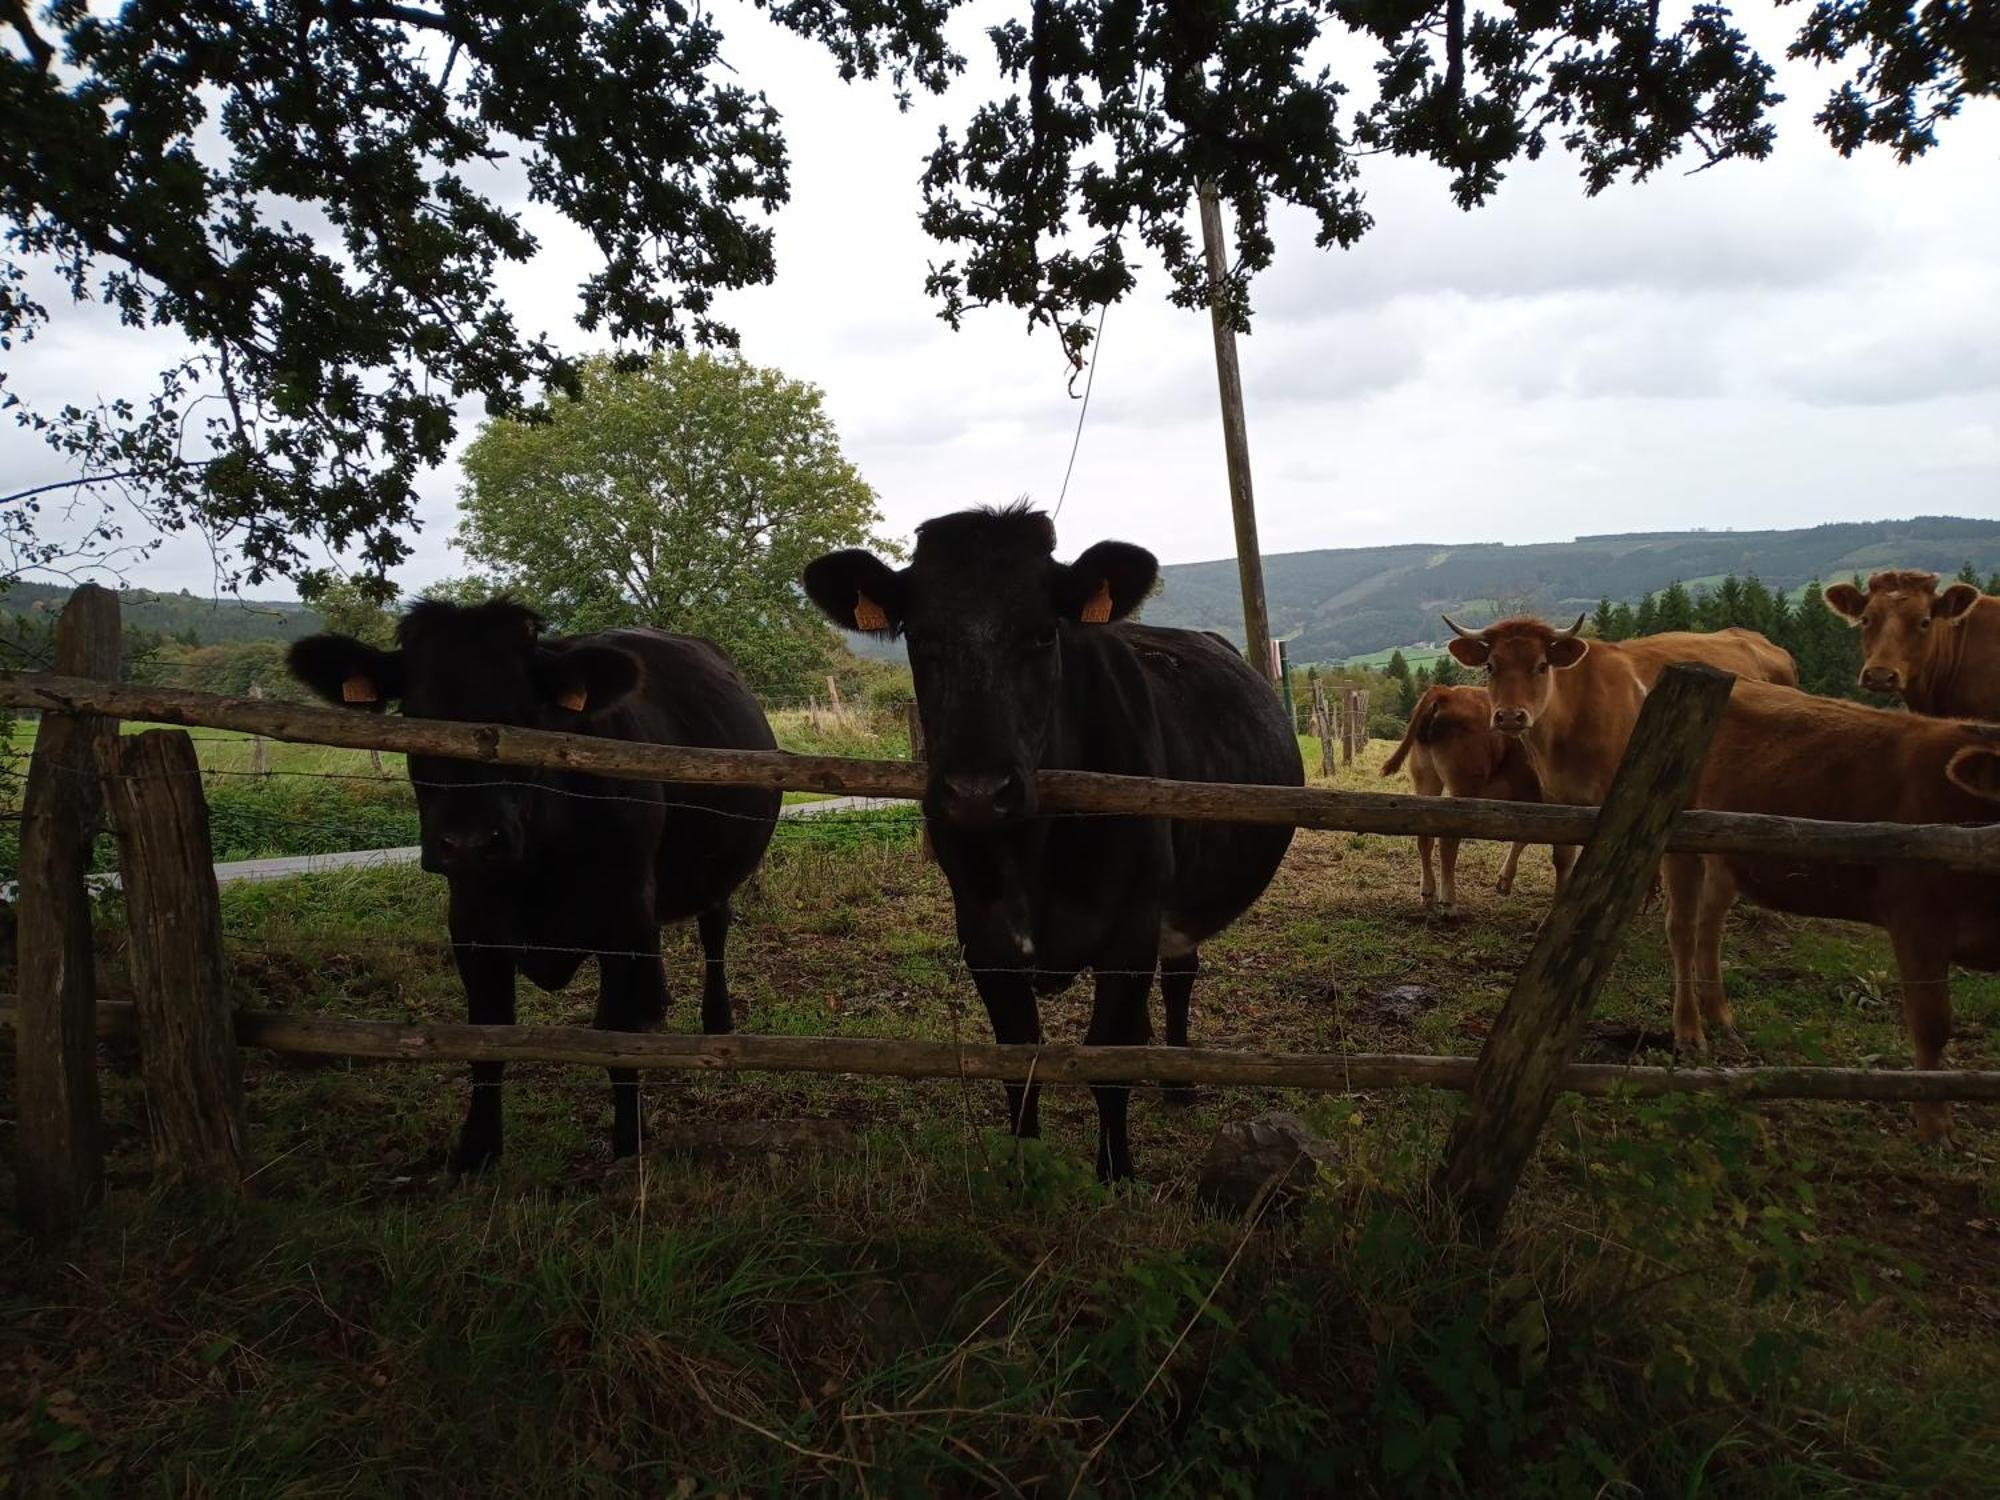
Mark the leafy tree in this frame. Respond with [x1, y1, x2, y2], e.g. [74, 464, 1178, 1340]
[1430, 653, 1462, 688]
[1957, 560, 1983, 586]
[1592, 597, 1616, 638]
[298, 574, 396, 650]
[1384, 650, 1409, 683]
[3, 1, 1990, 585]
[456, 351, 890, 699]
[1632, 593, 1658, 637]
[1740, 574, 1776, 635]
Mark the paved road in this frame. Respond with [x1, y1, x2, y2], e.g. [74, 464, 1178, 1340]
[1, 795, 915, 900]
[208, 794, 912, 886]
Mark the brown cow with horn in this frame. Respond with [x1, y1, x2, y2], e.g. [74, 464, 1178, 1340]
[1823, 571, 2000, 721]
[1379, 683, 1576, 912]
[1451, 614, 1999, 1144]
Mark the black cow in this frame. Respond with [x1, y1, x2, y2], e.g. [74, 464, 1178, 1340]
[289, 600, 779, 1174]
[804, 505, 1302, 1180]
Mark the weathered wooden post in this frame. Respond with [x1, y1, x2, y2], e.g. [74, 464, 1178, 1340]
[1312, 680, 1334, 778]
[14, 583, 120, 1236]
[103, 729, 247, 1190]
[1341, 689, 1358, 766]
[1354, 690, 1370, 760]
[1436, 663, 1735, 1238]
[247, 682, 268, 777]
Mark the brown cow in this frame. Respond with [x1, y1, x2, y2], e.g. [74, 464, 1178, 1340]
[1448, 615, 1996, 1143]
[1823, 570, 2000, 720]
[1662, 683, 2000, 1144]
[1440, 615, 1799, 807]
[1379, 683, 1576, 911]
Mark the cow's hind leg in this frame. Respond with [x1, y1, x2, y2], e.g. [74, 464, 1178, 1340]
[697, 903, 735, 1035]
[1661, 854, 1707, 1051]
[1159, 950, 1198, 1108]
[1437, 836, 1461, 914]
[448, 942, 518, 1179]
[1550, 843, 1578, 898]
[1692, 856, 1738, 1039]
[1495, 841, 1525, 896]
[1417, 835, 1437, 909]
[597, 940, 669, 1159]
[1888, 923, 1955, 1146]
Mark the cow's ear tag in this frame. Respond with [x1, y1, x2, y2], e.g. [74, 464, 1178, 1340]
[556, 686, 588, 713]
[853, 591, 889, 631]
[341, 674, 378, 704]
[1079, 578, 1114, 624]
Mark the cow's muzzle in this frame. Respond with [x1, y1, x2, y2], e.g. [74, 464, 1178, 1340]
[933, 770, 1029, 829]
[1859, 666, 1901, 694]
[424, 825, 512, 874]
[1490, 707, 1531, 736]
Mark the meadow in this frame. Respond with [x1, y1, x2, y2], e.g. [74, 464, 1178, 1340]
[1, 731, 1996, 1495]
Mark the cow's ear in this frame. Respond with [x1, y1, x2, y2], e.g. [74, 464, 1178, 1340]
[1445, 637, 1489, 668]
[536, 645, 642, 717]
[1062, 541, 1156, 624]
[1935, 583, 1980, 620]
[1946, 746, 2000, 803]
[1546, 636, 1590, 670]
[803, 549, 906, 634]
[288, 634, 403, 712]
[1823, 583, 1866, 622]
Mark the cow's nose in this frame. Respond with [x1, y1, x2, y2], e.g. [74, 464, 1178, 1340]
[1491, 707, 1530, 735]
[938, 771, 1024, 827]
[1860, 666, 1900, 693]
[435, 827, 502, 865]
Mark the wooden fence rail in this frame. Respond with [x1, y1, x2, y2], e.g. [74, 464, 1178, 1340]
[7, 1005, 1998, 1103]
[6, 671, 2000, 871]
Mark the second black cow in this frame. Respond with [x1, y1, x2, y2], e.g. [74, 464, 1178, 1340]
[805, 504, 1302, 1180]
[290, 600, 780, 1174]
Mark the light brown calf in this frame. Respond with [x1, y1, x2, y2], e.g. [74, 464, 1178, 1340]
[1824, 570, 2000, 720]
[1379, 683, 1575, 911]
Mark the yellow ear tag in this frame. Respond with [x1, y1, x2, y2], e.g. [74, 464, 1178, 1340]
[853, 591, 889, 631]
[341, 674, 378, 704]
[556, 687, 588, 712]
[1080, 578, 1114, 624]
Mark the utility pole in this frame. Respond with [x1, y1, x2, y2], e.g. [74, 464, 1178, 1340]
[1198, 182, 1275, 686]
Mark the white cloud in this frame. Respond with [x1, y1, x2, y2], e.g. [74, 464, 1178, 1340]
[3, 10, 1998, 595]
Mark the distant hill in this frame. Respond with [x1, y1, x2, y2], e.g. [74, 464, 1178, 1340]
[1145, 516, 2000, 663]
[0, 581, 324, 645]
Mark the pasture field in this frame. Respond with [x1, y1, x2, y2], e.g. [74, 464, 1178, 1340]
[2, 744, 1997, 1495]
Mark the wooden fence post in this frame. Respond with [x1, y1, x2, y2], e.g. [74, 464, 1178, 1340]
[1312, 680, 1334, 778]
[14, 583, 120, 1236]
[1340, 689, 1357, 766]
[1436, 662, 1735, 1238]
[247, 682, 268, 777]
[103, 729, 247, 1189]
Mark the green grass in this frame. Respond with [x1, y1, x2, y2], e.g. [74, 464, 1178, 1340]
[2, 741, 1997, 1494]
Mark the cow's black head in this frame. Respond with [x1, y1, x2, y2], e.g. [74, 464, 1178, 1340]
[288, 599, 643, 874]
[804, 504, 1156, 828]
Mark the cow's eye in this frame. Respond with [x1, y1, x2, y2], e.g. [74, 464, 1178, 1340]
[1919, 618, 1931, 630]
[1535, 661, 1550, 674]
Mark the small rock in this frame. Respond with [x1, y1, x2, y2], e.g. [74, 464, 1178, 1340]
[1196, 1111, 1335, 1218]
[1358, 983, 1440, 1024]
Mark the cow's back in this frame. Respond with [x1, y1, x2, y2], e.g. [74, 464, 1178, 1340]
[1696, 680, 2000, 965]
[1109, 623, 1304, 947]
[1619, 628, 1796, 688]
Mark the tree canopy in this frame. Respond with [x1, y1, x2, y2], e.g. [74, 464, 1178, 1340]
[2, 0, 1991, 583]
[455, 351, 888, 698]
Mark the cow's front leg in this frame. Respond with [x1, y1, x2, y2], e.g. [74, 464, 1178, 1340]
[1087, 955, 1156, 1182]
[965, 945, 1043, 1139]
[596, 937, 668, 1159]
[448, 931, 517, 1178]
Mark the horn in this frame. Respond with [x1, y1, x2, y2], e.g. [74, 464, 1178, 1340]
[1440, 614, 1477, 639]
[1555, 613, 1586, 639]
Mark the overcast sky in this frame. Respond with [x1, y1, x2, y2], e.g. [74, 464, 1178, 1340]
[4, 2, 1997, 597]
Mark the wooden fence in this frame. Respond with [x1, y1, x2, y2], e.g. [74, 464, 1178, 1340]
[5, 586, 1999, 1241]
